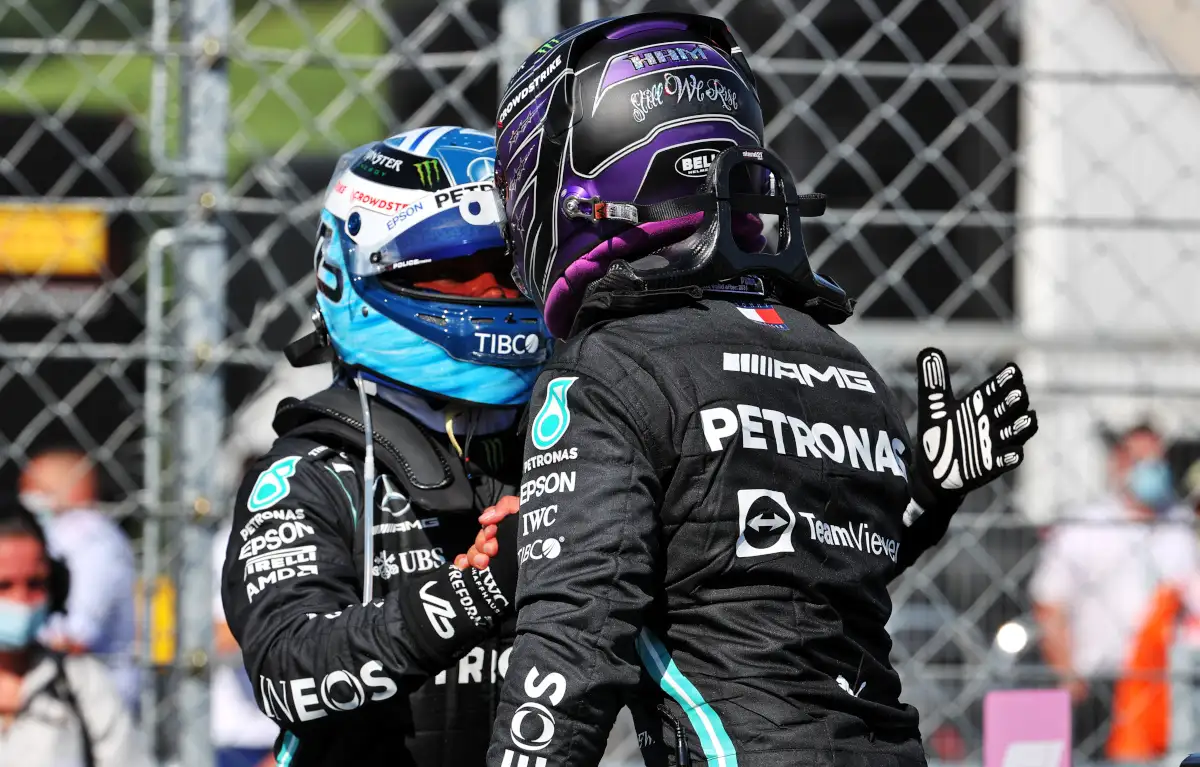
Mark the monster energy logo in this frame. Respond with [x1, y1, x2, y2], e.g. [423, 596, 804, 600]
[415, 160, 441, 189]
[535, 38, 559, 55]
[479, 438, 504, 469]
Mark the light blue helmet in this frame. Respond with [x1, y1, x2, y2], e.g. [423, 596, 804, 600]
[301, 127, 551, 407]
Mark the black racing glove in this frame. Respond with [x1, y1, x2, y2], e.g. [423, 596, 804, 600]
[900, 348, 1038, 567]
[398, 513, 518, 667]
[913, 347, 1037, 497]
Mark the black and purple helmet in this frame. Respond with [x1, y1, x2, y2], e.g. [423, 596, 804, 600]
[494, 13, 775, 338]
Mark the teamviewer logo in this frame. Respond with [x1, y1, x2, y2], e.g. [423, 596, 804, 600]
[736, 489, 796, 558]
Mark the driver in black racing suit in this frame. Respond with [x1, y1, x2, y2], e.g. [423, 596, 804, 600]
[221, 127, 542, 767]
[477, 15, 1041, 767]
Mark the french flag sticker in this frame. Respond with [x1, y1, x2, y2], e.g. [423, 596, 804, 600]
[736, 304, 788, 330]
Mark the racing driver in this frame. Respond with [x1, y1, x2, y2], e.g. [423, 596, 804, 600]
[222, 127, 539, 767]
[476, 13, 1041, 767]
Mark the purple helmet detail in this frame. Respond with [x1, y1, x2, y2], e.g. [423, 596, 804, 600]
[543, 213, 703, 337]
[494, 12, 765, 337]
[541, 211, 769, 338]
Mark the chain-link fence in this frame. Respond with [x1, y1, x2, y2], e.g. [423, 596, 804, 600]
[1, 0, 1198, 764]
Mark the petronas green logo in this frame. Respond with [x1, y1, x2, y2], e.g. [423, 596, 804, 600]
[415, 159, 441, 189]
[532, 377, 578, 450]
[247, 456, 301, 512]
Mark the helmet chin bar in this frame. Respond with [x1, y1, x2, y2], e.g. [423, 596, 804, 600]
[557, 145, 855, 325]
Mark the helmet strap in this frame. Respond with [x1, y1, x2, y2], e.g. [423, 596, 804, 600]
[561, 192, 826, 226]
[285, 307, 335, 368]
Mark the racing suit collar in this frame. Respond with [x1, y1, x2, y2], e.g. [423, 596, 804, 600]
[326, 373, 519, 436]
[368, 385, 518, 437]
[568, 273, 705, 338]
[272, 387, 476, 512]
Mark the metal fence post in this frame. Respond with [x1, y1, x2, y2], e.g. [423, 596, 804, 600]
[176, 0, 231, 761]
[140, 227, 176, 761]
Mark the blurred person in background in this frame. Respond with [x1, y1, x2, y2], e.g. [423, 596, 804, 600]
[0, 500, 146, 767]
[221, 127, 546, 766]
[1032, 423, 1200, 762]
[17, 448, 138, 713]
[1183, 458, 1200, 516]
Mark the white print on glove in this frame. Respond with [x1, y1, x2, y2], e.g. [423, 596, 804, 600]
[917, 348, 1037, 495]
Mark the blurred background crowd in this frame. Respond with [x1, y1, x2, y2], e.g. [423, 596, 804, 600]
[1, 0, 1198, 765]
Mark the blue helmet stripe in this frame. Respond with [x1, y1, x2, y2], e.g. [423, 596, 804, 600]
[414, 126, 454, 155]
[403, 127, 434, 151]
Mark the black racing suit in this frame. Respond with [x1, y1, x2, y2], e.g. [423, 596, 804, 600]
[222, 387, 520, 767]
[486, 291, 954, 767]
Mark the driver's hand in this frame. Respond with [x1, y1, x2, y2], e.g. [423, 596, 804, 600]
[454, 495, 519, 570]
